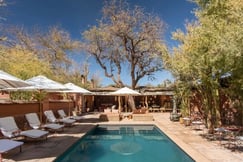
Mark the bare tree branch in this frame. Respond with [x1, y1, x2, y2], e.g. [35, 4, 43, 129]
[82, 0, 167, 88]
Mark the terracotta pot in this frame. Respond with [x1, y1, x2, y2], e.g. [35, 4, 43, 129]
[179, 117, 184, 124]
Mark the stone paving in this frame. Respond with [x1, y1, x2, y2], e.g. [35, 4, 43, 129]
[2, 113, 243, 162]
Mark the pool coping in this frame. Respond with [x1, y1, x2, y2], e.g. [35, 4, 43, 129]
[154, 122, 211, 162]
[55, 123, 204, 162]
[3, 113, 242, 162]
[96, 121, 211, 162]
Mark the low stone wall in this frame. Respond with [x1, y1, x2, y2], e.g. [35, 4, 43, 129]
[99, 113, 120, 121]
[132, 114, 154, 121]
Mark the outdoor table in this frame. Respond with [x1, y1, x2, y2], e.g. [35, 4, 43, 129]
[235, 136, 243, 146]
[215, 127, 229, 133]
[214, 127, 230, 135]
[214, 127, 232, 144]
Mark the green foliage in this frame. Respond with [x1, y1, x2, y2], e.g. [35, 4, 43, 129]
[166, 0, 243, 129]
[1, 26, 84, 84]
[174, 81, 191, 117]
[0, 47, 52, 79]
[32, 91, 47, 102]
[10, 91, 33, 101]
[9, 90, 47, 102]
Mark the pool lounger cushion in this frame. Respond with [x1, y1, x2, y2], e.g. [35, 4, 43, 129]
[0, 139, 24, 154]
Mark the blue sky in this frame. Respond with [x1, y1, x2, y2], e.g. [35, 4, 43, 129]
[4, 0, 197, 86]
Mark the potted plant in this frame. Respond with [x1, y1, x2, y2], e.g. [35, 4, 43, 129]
[179, 99, 190, 126]
[179, 116, 184, 124]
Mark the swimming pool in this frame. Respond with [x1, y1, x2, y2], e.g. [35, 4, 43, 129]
[55, 124, 195, 162]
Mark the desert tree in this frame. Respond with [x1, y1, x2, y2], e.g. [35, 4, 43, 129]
[2, 26, 81, 82]
[82, 0, 167, 89]
[166, 0, 243, 131]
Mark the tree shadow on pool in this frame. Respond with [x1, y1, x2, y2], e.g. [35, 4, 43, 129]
[59, 141, 106, 162]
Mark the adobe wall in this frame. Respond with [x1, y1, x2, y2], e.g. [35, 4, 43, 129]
[0, 100, 74, 133]
[0, 102, 39, 117]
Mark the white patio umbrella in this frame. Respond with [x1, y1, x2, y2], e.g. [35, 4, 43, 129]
[63, 82, 93, 115]
[1, 85, 41, 92]
[25, 75, 69, 122]
[109, 87, 141, 112]
[0, 70, 30, 89]
[110, 87, 141, 96]
[64, 83, 92, 94]
[25, 75, 68, 92]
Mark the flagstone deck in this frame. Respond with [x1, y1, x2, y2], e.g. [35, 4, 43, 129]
[2, 113, 243, 162]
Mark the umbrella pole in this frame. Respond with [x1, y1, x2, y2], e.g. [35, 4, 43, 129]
[38, 90, 43, 123]
[118, 96, 121, 113]
[125, 96, 128, 112]
[68, 99, 70, 116]
[67, 93, 71, 116]
[39, 101, 42, 123]
[145, 96, 148, 108]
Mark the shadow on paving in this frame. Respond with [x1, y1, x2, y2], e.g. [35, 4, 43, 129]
[79, 118, 100, 123]
[199, 133, 243, 153]
[6, 124, 96, 162]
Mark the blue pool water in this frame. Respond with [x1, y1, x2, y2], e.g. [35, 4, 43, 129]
[55, 125, 195, 162]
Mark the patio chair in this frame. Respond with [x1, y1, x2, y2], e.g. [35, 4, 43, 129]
[225, 127, 243, 149]
[25, 113, 64, 132]
[0, 116, 48, 140]
[57, 109, 84, 121]
[235, 135, 243, 148]
[44, 110, 75, 126]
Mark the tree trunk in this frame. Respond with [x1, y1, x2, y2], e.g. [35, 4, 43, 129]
[128, 96, 136, 111]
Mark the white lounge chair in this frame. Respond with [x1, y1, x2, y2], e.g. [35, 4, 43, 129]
[44, 110, 75, 126]
[0, 116, 48, 140]
[25, 113, 64, 132]
[0, 139, 24, 160]
[57, 109, 84, 121]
